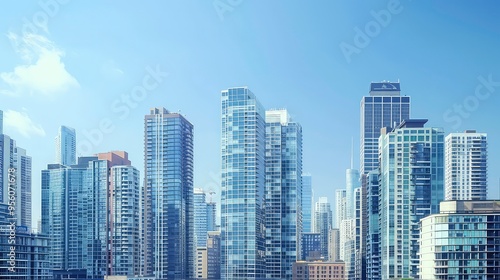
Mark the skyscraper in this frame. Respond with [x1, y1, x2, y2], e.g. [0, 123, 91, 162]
[445, 130, 487, 201]
[221, 87, 266, 280]
[265, 109, 303, 280]
[366, 171, 380, 280]
[143, 107, 194, 279]
[55, 126, 76, 166]
[0, 111, 32, 230]
[379, 119, 444, 279]
[206, 202, 217, 232]
[42, 151, 140, 279]
[302, 174, 313, 233]
[335, 189, 346, 229]
[360, 82, 410, 175]
[194, 188, 208, 247]
[314, 197, 332, 259]
[345, 169, 360, 219]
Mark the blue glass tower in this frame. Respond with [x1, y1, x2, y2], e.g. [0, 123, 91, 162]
[265, 109, 302, 280]
[366, 171, 380, 280]
[221, 87, 266, 280]
[143, 108, 194, 279]
[55, 126, 76, 166]
[301, 174, 312, 233]
[194, 188, 208, 248]
[379, 119, 444, 279]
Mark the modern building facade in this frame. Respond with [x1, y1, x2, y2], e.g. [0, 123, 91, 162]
[302, 174, 313, 233]
[419, 200, 500, 279]
[143, 108, 194, 279]
[206, 202, 217, 232]
[292, 261, 345, 280]
[221, 87, 266, 280]
[328, 229, 340, 262]
[445, 130, 488, 201]
[42, 152, 140, 279]
[366, 171, 380, 280]
[379, 119, 444, 279]
[194, 188, 209, 248]
[360, 81, 410, 175]
[314, 197, 332, 260]
[301, 233, 322, 261]
[335, 189, 347, 229]
[55, 125, 76, 166]
[207, 231, 221, 280]
[265, 109, 303, 280]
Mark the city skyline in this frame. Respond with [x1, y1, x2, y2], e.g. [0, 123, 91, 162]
[2, 2, 500, 231]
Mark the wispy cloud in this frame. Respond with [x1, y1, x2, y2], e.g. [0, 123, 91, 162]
[101, 60, 124, 79]
[1, 32, 79, 96]
[4, 109, 46, 138]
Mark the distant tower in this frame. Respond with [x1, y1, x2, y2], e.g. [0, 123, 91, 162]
[55, 126, 76, 165]
[445, 130, 487, 201]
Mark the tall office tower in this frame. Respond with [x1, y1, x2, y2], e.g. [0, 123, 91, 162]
[55, 126, 76, 166]
[419, 200, 500, 279]
[360, 82, 410, 175]
[379, 119, 444, 280]
[328, 228, 340, 261]
[302, 174, 313, 233]
[314, 197, 333, 259]
[194, 188, 209, 247]
[0, 112, 32, 230]
[366, 171, 380, 280]
[144, 108, 194, 279]
[354, 187, 365, 280]
[346, 169, 360, 219]
[42, 158, 94, 273]
[339, 219, 355, 269]
[335, 189, 347, 229]
[445, 130, 487, 201]
[221, 87, 266, 280]
[206, 202, 217, 232]
[109, 163, 141, 276]
[265, 109, 303, 280]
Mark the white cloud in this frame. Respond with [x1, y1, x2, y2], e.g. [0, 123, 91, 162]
[101, 60, 124, 79]
[1, 32, 79, 96]
[4, 109, 46, 138]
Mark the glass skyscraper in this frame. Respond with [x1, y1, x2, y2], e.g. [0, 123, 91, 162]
[366, 171, 380, 280]
[302, 174, 312, 233]
[360, 82, 410, 175]
[143, 108, 194, 279]
[265, 109, 303, 280]
[194, 188, 208, 247]
[206, 202, 217, 232]
[445, 130, 488, 201]
[55, 126, 76, 166]
[314, 197, 333, 259]
[379, 119, 444, 280]
[221, 87, 266, 280]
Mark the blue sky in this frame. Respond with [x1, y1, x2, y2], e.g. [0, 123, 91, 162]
[1, 1, 500, 229]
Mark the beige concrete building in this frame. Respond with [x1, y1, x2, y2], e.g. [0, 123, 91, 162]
[292, 261, 345, 280]
[195, 247, 208, 279]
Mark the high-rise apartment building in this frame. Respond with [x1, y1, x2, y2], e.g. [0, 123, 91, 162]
[207, 231, 221, 280]
[419, 200, 500, 279]
[335, 189, 347, 229]
[55, 126, 76, 166]
[360, 82, 410, 175]
[42, 151, 140, 279]
[221, 87, 266, 280]
[302, 174, 313, 233]
[314, 197, 332, 259]
[207, 202, 217, 232]
[366, 171, 380, 280]
[445, 130, 487, 201]
[328, 229, 340, 262]
[379, 119, 444, 279]
[143, 108, 194, 279]
[265, 109, 303, 280]
[194, 188, 209, 248]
